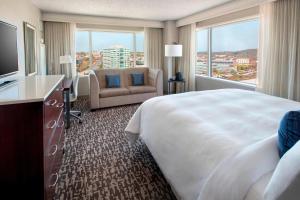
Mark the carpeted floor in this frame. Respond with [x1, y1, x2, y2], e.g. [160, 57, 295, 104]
[54, 97, 176, 200]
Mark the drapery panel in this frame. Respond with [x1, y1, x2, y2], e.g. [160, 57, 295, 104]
[257, 0, 300, 101]
[44, 22, 75, 78]
[144, 28, 163, 69]
[178, 23, 196, 91]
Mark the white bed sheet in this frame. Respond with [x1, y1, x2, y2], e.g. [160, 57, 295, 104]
[125, 89, 300, 200]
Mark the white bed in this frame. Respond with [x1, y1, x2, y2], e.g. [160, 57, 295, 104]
[125, 89, 300, 200]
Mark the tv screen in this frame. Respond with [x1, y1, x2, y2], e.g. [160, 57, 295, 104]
[0, 21, 18, 77]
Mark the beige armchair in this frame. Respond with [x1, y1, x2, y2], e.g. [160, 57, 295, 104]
[89, 67, 163, 110]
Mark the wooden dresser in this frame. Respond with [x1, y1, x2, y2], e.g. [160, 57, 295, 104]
[0, 75, 65, 199]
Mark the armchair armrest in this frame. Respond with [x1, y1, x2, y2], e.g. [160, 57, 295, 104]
[89, 70, 100, 110]
[149, 69, 163, 96]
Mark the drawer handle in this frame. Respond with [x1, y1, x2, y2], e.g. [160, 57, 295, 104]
[56, 87, 64, 92]
[49, 173, 59, 187]
[57, 121, 64, 128]
[49, 145, 58, 156]
[56, 103, 64, 108]
[45, 99, 57, 106]
[47, 120, 57, 129]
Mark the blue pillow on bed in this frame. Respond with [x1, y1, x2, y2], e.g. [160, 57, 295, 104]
[131, 73, 144, 86]
[105, 75, 120, 88]
[278, 110, 300, 157]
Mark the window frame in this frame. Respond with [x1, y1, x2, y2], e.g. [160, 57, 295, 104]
[76, 29, 144, 71]
[195, 17, 259, 85]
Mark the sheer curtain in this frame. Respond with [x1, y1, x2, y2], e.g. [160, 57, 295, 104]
[144, 28, 163, 69]
[257, 0, 300, 101]
[178, 23, 196, 91]
[44, 22, 76, 78]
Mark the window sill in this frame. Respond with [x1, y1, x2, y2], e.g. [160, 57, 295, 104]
[195, 75, 256, 89]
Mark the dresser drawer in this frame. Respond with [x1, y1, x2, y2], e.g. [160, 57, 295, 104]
[44, 111, 64, 175]
[45, 139, 64, 200]
[45, 83, 64, 107]
[44, 85, 64, 147]
[44, 114, 64, 200]
[45, 169, 59, 200]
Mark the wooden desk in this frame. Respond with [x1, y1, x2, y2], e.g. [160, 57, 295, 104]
[63, 78, 73, 129]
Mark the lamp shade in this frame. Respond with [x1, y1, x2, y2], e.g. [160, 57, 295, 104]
[59, 55, 73, 64]
[165, 44, 182, 57]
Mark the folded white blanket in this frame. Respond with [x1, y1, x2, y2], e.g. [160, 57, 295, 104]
[198, 135, 279, 200]
[125, 89, 300, 200]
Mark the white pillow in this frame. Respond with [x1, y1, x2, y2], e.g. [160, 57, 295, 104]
[264, 140, 300, 200]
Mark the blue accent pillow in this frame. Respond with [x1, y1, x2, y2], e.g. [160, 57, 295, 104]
[105, 75, 120, 88]
[278, 110, 300, 157]
[131, 73, 144, 86]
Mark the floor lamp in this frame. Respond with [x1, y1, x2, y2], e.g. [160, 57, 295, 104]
[165, 44, 182, 80]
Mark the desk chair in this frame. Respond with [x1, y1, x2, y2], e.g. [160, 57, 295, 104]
[68, 75, 82, 123]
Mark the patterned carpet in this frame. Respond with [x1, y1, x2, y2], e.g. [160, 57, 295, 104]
[54, 97, 176, 200]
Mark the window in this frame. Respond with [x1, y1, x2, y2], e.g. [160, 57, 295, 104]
[196, 29, 209, 76]
[76, 31, 90, 73]
[135, 32, 144, 66]
[76, 30, 144, 73]
[196, 19, 259, 84]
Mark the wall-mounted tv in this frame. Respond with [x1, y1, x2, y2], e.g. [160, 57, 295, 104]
[0, 21, 18, 78]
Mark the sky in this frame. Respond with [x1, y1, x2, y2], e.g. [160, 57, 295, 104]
[76, 31, 144, 52]
[197, 19, 259, 52]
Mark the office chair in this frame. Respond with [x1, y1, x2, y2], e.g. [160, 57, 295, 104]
[69, 75, 82, 123]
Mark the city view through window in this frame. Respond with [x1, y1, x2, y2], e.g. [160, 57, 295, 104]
[196, 19, 259, 84]
[76, 31, 144, 73]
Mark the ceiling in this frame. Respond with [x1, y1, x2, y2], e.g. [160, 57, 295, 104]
[31, 0, 234, 21]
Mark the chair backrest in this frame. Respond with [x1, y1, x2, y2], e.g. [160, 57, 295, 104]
[94, 67, 149, 88]
[94, 68, 125, 88]
[70, 75, 79, 102]
[123, 67, 149, 86]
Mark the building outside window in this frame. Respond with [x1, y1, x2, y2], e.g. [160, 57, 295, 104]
[76, 30, 144, 74]
[196, 19, 259, 84]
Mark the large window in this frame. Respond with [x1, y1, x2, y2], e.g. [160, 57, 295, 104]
[196, 29, 209, 76]
[196, 19, 259, 84]
[76, 31, 90, 73]
[76, 30, 144, 73]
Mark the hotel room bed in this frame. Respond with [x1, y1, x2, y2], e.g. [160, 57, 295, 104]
[125, 89, 300, 200]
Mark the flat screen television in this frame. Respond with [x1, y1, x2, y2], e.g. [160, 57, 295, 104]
[0, 21, 18, 78]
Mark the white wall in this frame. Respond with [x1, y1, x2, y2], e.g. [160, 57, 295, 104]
[42, 13, 164, 28]
[196, 76, 255, 91]
[196, 6, 259, 28]
[0, 0, 41, 77]
[176, 0, 273, 27]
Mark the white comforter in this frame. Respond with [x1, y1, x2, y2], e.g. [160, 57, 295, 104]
[125, 89, 300, 200]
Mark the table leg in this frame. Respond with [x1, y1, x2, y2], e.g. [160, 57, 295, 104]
[65, 89, 70, 129]
[168, 82, 170, 95]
